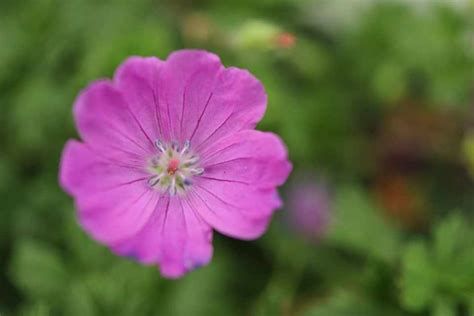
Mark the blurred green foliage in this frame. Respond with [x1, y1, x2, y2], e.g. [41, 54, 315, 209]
[400, 214, 474, 315]
[0, 0, 473, 315]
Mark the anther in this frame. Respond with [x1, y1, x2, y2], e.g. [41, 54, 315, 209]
[148, 175, 161, 187]
[169, 178, 177, 196]
[186, 155, 199, 165]
[181, 140, 191, 155]
[191, 167, 204, 176]
[154, 140, 166, 153]
[171, 141, 179, 151]
[150, 156, 160, 166]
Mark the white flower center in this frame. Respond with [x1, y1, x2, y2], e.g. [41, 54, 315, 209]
[147, 140, 203, 196]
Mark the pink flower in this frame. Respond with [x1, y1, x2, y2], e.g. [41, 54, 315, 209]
[287, 178, 331, 241]
[59, 50, 292, 278]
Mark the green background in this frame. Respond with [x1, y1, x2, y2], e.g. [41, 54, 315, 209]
[0, 0, 473, 315]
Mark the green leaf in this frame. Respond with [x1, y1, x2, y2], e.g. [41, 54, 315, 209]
[328, 186, 402, 263]
[63, 282, 96, 316]
[400, 214, 474, 314]
[19, 302, 51, 316]
[63, 211, 115, 269]
[303, 291, 404, 316]
[434, 213, 465, 263]
[432, 298, 456, 316]
[9, 239, 68, 301]
[167, 255, 235, 316]
[432, 213, 474, 294]
[371, 61, 406, 104]
[468, 298, 474, 316]
[81, 260, 161, 315]
[400, 240, 436, 312]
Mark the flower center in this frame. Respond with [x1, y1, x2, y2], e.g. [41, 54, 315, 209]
[147, 140, 203, 196]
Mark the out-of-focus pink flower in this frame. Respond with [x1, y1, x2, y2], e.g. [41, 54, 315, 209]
[59, 50, 292, 278]
[287, 178, 331, 241]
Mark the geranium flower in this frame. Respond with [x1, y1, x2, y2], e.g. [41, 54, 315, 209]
[287, 176, 331, 241]
[59, 50, 292, 278]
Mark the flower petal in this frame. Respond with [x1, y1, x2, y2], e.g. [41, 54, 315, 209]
[187, 130, 290, 240]
[114, 56, 170, 143]
[189, 183, 282, 240]
[159, 197, 213, 278]
[59, 140, 148, 197]
[112, 196, 213, 278]
[199, 130, 292, 189]
[158, 49, 223, 143]
[190, 67, 267, 150]
[157, 50, 267, 147]
[73, 80, 155, 158]
[59, 140, 156, 243]
[77, 184, 159, 245]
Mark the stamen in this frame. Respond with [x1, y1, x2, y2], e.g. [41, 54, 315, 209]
[149, 139, 204, 195]
[171, 141, 179, 151]
[154, 140, 166, 153]
[150, 156, 160, 166]
[185, 155, 199, 165]
[148, 175, 161, 187]
[180, 140, 191, 154]
[190, 167, 204, 176]
[169, 178, 177, 196]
